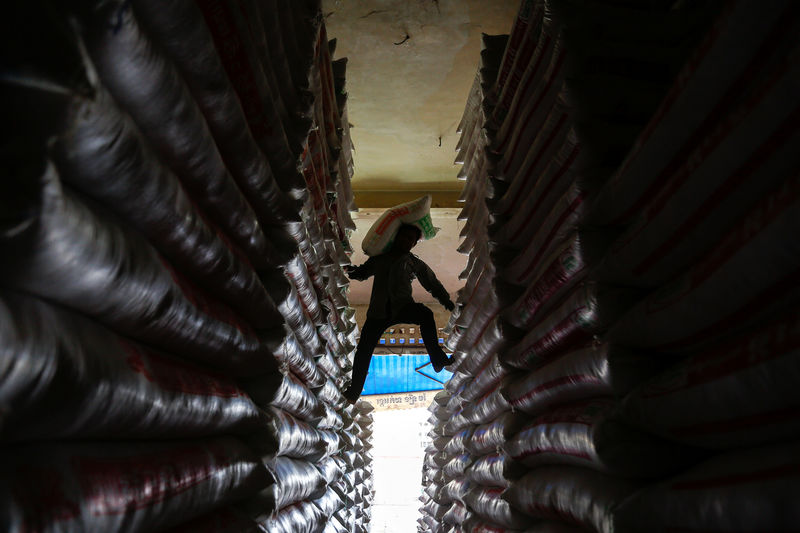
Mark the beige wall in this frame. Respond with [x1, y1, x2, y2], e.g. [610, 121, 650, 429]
[346, 208, 467, 307]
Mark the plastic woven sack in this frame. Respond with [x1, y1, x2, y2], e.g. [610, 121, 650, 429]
[443, 408, 473, 437]
[465, 452, 526, 489]
[621, 309, 800, 449]
[468, 411, 529, 457]
[0, 438, 268, 533]
[460, 354, 511, 404]
[52, 87, 283, 329]
[246, 406, 327, 460]
[504, 465, 638, 533]
[493, 129, 601, 250]
[586, 0, 797, 228]
[285, 254, 325, 326]
[196, 0, 309, 195]
[164, 507, 261, 533]
[502, 231, 611, 330]
[500, 181, 606, 285]
[502, 283, 638, 371]
[256, 499, 326, 533]
[614, 440, 800, 533]
[441, 477, 472, 506]
[132, 0, 305, 227]
[262, 270, 323, 342]
[488, 0, 546, 129]
[316, 377, 343, 407]
[444, 427, 474, 455]
[0, 159, 278, 378]
[316, 456, 344, 486]
[0, 290, 264, 441]
[361, 195, 439, 256]
[443, 453, 473, 479]
[78, 1, 281, 268]
[316, 346, 341, 380]
[241, 370, 324, 423]
[421, 498, 449, 522]
[504, 398, 699, 478]
[314, 487, 345, 517]
[463, 383, 512, 426]
[257, 456, 327, 512]
[596, 45, 800, 287]
[455, 317, 521, 379]
[318, 429, 342, 458]
[463, 485, 532, 530]
[608, 170, 800, 353]
[273, 330, 325, 389]
[317, 403, 344, 430]
[501, 342, 658, 415]
[442, 500, 472, 527]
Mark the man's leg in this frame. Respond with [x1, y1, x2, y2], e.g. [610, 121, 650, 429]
[392, 303, 451, 371]
[343, 317, 387, 402]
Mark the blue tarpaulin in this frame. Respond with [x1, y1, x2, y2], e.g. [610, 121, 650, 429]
[361, 354, 453, 395]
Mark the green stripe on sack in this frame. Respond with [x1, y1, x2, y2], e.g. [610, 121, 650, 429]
[412, 215, 437, 239]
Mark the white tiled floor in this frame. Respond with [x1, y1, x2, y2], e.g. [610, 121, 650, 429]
[369, 406, 432, 533]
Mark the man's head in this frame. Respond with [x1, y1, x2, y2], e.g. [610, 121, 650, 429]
[391, 224, 422, 253]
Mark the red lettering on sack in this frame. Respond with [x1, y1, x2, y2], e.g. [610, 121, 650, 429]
[609, 2, 795, 226]
[671, 406, 800, 437]
[511, 374, 604, 407]
[122, 341, 244, 398]
[16, 468, 80, 532]
[642, 312, 800, 397]
[495, 0, 536, 91]
[375, 206, 410, 235]
[671, 463, 800, 491]
[500, 48, 565, 167]
[516, 193, 586, 282]
[74, 445, 228, 515]
[517, 309, 589, 369]
[159, 258, 253, 334]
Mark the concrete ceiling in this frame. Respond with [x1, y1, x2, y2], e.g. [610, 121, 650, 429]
[323, 0, 519, 206]
[322, 0, 518, 309]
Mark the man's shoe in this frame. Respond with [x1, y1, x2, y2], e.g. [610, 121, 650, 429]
[432, 355, 453, 373]
[342, 389, 359, 405]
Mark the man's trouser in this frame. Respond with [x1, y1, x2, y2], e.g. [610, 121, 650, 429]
[346, 302, 448, 399]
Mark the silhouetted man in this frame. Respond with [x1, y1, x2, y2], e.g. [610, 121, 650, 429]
[343, 224, 455, 403]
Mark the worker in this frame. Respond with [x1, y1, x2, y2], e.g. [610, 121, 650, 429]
[342, 224, 455, 403]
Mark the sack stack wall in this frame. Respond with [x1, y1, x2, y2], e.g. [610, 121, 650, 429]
[422, 0, 800, 532]
[0, 1, 371, 532]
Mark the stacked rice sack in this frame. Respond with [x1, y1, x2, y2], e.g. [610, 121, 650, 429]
[0, 1, 370, 532]
[424, 0, 800, 532]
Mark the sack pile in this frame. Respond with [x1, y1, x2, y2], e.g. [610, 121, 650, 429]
[423, 0, 800, 532]
[1, 1, 372, 531]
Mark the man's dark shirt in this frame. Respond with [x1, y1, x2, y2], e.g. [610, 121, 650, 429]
[348, 250, 451, 319]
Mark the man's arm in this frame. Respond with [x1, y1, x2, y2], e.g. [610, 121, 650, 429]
[346, 256, 377, 281]
[412, 257, 455, 311]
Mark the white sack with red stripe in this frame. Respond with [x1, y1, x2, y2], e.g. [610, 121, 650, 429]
[502, 231, 612, 330]
[504, 398, 699, 478]
[502, 342, 659, 416]
[613, 440, 800, 532]
[0, 438, 268, 533]
[621, 310, 800, 449]
[587, 0, 799, 228]
[502, 282, 639, 371]
[503, 465, 637, 533]
[595, 42, 800, 288]
[608, 172, 800, 353]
